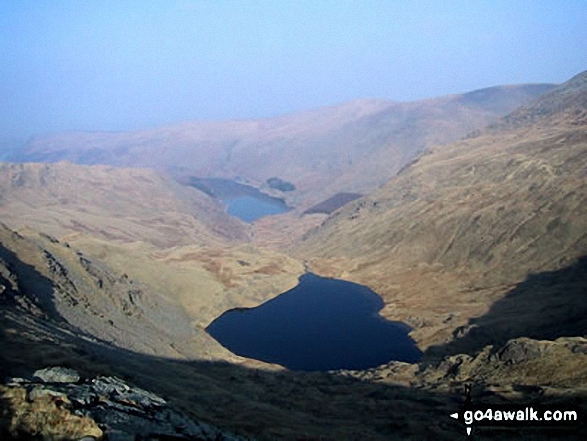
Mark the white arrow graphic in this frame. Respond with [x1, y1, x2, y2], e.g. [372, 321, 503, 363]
[449, 412, 472, 436]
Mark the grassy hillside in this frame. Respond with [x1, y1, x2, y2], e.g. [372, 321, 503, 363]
[0, 161, 249, 248]
[0, 223, 304, 362]
[1, 76, 586, 439]
[297, 72, 587, 352]
[2, 223, 586, 440]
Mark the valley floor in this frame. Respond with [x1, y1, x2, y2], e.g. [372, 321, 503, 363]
[2, 293, 587, 440]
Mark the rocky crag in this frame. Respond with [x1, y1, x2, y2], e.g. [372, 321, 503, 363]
[2, 367, 247, 440]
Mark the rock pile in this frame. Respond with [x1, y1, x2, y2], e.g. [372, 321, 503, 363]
[4, 366, 248, 440]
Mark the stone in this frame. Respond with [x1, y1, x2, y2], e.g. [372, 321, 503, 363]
[498, 339, 544, 365]
[6, 377, 28, 385]
[33, 366, 81, 383]
[91, 376, 166, 408]
[68, 386, 98, 406]
[9, 368, 248, 440]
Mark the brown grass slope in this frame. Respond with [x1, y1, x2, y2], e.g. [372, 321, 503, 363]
[0, 160, 306, 362]
[0, 223, 202, 359]
[2, 234, 587, 440]
[296, 71, 587, 352]
[19, 84, 553, 207]
[0, 229, 587, 441]
[0, 220, 304, 363]
[0, 161, 249, 248]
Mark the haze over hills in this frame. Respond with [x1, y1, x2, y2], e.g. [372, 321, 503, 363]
[297, 71, 587, 353]
[16, 84, 554, 206]
[1, 72, 586, 439]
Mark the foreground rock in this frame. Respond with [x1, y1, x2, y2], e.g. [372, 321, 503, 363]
[2, 367, 247, 440]
[33, 367, 81, 384]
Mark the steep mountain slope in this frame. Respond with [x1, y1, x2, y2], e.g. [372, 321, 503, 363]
[0, 159, 307, 361]
[297, 72, 587, 352]
[0, 223, 303, 362]
[2, 226, 587, 440]
[17, 84, 553, 206]
[0, 161, 248, 248]
[0, 223, 201, 358]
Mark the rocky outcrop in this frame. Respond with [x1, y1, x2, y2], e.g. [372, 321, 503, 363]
[337, 337, 587, 392]
[33, 367, 81, 384]
[3, 367, 248, 440]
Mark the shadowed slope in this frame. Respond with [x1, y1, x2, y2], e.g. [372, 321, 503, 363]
[303, 192, 363, 214]
[0, 223, 202, 359]
[427, 255, 587, 357]
[0, 220, 304, 362]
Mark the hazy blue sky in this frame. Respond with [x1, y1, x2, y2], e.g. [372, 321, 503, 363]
[1, 0, 586, 139]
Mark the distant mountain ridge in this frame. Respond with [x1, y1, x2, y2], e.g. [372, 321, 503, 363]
[15, 83, 554, 206]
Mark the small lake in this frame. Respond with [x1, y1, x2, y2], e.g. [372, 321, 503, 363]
[225, 196, 289, 223]
[187, 177, 290, 222]
[206, 273, 422, 371]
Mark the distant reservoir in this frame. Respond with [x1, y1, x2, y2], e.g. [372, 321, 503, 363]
[206, 273, 422, 371]
[187, 177, 290, 222]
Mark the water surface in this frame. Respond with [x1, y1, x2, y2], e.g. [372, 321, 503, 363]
[225, 196, 288, 223]
[187, 177, 290, 222]
[206, 273, 422, 371]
